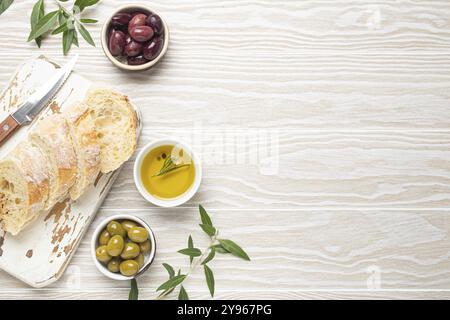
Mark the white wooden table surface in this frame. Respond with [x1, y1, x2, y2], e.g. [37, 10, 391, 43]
[1, 0, 450, 300]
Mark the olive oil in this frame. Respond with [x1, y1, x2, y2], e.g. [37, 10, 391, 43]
[140, 145, 195, 199]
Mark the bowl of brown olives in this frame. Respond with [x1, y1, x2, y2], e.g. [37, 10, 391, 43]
[101, 4, 169, 71]
[91, 214, 156, 280]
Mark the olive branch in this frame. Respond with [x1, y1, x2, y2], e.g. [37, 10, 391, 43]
[27, 0, 99, 55]
[128, 205, 250, 300]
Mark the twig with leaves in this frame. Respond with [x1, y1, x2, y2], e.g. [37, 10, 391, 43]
[128, 205, 250, 300]
[28, 0, 99, 55]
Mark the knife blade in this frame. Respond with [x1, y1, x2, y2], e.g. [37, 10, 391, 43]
[0, 55, 77, 146]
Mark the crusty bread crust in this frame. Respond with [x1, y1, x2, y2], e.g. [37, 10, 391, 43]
[0, 142, 50, 235]
[10, 142, 50, 212]
[84, 88, 138, 173]
[65, 103, 101, 200]
[30, 114, 77, 209]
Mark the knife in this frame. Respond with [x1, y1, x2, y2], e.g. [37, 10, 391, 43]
[0, 55, 78, 147]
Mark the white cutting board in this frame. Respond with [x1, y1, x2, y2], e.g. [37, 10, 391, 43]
[0, 55, 142, 287]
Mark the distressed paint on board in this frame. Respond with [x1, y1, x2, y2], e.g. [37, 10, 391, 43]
[0, 56, 142, 287]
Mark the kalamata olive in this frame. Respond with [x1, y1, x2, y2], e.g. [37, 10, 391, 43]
[129, 26, 154, 42]
[111, 12, 132, 27]
[125, 34, 132, 44]
[124, 40, 143, 57]
[128, 13, 147, 33]
[131, 11, 147, 18]
[127, 55, 149, 66]
[143, 36, 163, 61]
[146, 14, 164, 35]
[108, 30, 126, 56]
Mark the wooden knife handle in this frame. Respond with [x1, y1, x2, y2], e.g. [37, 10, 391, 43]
[0, 115, 19, 147]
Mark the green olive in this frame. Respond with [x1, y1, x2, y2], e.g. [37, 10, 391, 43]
[135, 253, 145, 269]
[121, 242, 140, 259]
[95, 245, 112, 263]
[107, 258, 121, 273]
[98, 229, 111, 246]
[106, 235, 124, 257]
[139, 240, 152, 254]
[121, 220, 137, 232]
[119, 260, 139, 276]
[107, 220, 126, 237]
[128, 226, 149, 243]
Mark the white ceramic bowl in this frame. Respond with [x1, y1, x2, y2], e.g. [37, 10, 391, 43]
[91, 214, 156, 281]
[133, 138, 202, 207]
[101, 3, 169, 71]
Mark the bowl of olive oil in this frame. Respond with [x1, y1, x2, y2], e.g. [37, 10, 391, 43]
[133, 138, 202, 207]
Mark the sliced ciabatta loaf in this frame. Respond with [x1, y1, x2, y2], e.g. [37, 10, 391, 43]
[65, 103, 101, 200]
[84, 88, 138, 173]
[0, 142, 50, 235]
[30, 114, 77, 209]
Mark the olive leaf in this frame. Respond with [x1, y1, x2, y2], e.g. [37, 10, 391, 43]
[199, 205, 213, 226]
[62, 29, 74, 55]
[27, 10, 59, 42]
[72, 30, 79, 47]
[202, 247, 215, 265]
[204, 265, 215, 297]
[188, 235, 194, 264]
[129, 279, 139, 300]
[178, 248, 202, 257]
[52, 22, 68, 35]
[218, 239, 250, 261]
[0, 0, 13, 16]
[75, 21, 95, 46]
[80, 18, 97, 23]
[157, 264, 180, 298]
[156, 205, 250, 300]
[211, 244, 230, 254]
[199, 224, 216, 237]
[58, 9, 68, 24]
[156, 274, 186, 292]
[74, 0, 99, 12]
[178, 286, 189, 300]
[30, 0, 44, 47]
[163, 263, 175, 278]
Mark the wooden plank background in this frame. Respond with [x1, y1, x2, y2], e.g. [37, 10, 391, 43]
[1, 0, 450, 299]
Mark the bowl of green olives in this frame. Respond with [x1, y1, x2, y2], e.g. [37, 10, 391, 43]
[91, 215, 156, 280]
[101, 4, 169, 71]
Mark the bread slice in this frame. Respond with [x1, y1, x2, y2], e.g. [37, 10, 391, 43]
[30, 114, 77, 209]
[0, 142, 50, 235]
[84, 88, 138, 173]
[65, 103, 101, 200]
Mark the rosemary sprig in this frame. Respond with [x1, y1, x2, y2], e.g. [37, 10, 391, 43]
[127, 205, 250, 300]
[152, 155, 190, 177]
